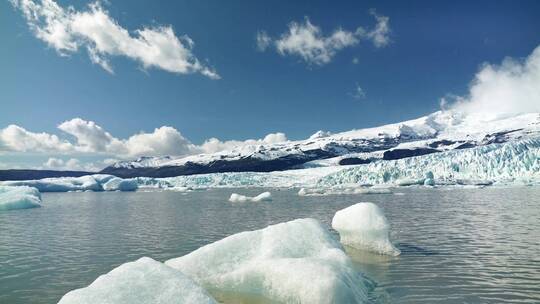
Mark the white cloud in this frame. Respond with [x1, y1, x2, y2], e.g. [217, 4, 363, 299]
[200, 132, 288, 154]
[367, 9, 391, 48]
[42, 157, 100, 171]
[256, 31, 271, 51]
[351, 84, 366, 99]
[0, 124, 74, 153]
[258, 11, 390, 65]
[0, 119, 288, 160]
[58, 118, 120, 152]
[450, 45, 540, 120]
[11, 0, 219, 78]
[123, 126, 199, 157]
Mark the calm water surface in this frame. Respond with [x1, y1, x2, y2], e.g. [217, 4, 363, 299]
[1, 187, 539, 303]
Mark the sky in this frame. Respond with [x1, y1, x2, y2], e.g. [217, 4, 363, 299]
[1, 0, 539, 171]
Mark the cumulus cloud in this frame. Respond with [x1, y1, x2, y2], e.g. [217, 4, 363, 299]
[0, 124, 74, 153]
[449, 45, 540, 120]
[257, 11, 390, 65]
[10, 0, 219, 78]
[43, 157, 103, 171]
[200, 132, 288, 154]
[0, 118, 288, 160]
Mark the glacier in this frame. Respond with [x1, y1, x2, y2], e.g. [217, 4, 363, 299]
[58, 257, 216, 304]
[165, 218, 370, 304]
[1, 137, 538, 193]
[332, 203, 400, 256]
[228, 191, 272, 203]
[318, 138, 540, 187]
[100, 111, 540, 178]
[0, 185, 41, 211]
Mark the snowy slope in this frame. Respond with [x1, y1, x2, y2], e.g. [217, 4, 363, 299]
[102, 111, 540, 178]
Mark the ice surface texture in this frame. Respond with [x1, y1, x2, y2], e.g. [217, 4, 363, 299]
[228, 191, 272, 202]
[58, 257, 216, 304]
[332, 203, 400, 256]
[0, 185, 41, 211]
[166, 218, 370, 304]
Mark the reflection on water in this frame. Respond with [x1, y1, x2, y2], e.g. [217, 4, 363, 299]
[0, 187, 539, 303]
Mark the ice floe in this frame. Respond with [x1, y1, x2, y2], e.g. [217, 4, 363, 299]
[102, 177, 138, 191]
[58, 257, 216, 304]
[228, 191, 272, 202]
[1, 175, 136, 192]
[166, 218, 370, 304]
[332, 203, 400, 256]
[0, 186, 41, 211]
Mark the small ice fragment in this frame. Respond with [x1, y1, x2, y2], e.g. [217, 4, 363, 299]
[332, 202, 400, 256]
[228, 191, 271, 202]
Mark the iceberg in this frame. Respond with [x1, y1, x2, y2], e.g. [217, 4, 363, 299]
[228, 191, 272, 202]
[298, 187, 327, 196]
[1, 175, 137, 192]
[0, 186, 41, 211]
[332, 203, 400, 256]
[58, 257, 216, 304]
[102, 177, 138, 191]
[166, 218, 370, 304]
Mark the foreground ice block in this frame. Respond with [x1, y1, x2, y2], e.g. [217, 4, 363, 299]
[166, 218, 369, 304]
[58, 257, 216, 304]
[228, 191, 272, 202]
[0, 186, 41, 211]
[332, 203, 400, 256]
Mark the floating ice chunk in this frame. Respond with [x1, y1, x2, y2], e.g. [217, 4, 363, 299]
[456, 179, 493, 186]
[2, 176, 101, 192]
[332, 203, 400, 256]
[423, 178, 435, 186]
[166, 218, 369, 304]
[395, 178, 423, 186]
[102, 178, 138, 191]
[298, 187, 327, 196]
[423, 171, 435, 186]
[353, 187, 392, 194]
[0, 186, 41, 211]
[58, 257, 216, 304]
[228, 191, 272, 202]
[1, 175, 139, 192]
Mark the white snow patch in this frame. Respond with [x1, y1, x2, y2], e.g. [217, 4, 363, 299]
[0, 186, 41, 211]
[58, 257, 216, 304]
[165, 218, 370, 304]
[332, 203, 400, 256]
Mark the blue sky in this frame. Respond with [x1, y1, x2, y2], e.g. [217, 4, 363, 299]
[1, 0, 540, 170]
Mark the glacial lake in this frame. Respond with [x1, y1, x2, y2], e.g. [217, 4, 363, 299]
[1, 187, 540, 303]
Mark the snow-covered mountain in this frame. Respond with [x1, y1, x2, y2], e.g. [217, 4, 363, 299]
[101, 111, 540, 178]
